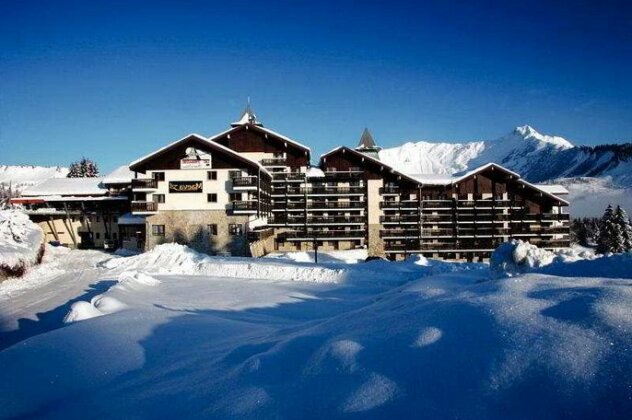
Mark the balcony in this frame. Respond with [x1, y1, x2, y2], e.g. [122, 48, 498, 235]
[232, 176, 258, 190]
[280, 230, 366, 240]
[380, 215, 420, 223]
[277, 201, 365, 210]
[283, 186, 366, 196]
[231, 201, 258, 213]
[271, 173, 305, 183]
[324, 170, 363, 180]
[131, 178, 158, 190]
[422, 200, 454, 209]
[260, 158, 287, 167]
[380, 229, 420, 239]
[131, 201, 158, 214]
[379, 186, 400, 194]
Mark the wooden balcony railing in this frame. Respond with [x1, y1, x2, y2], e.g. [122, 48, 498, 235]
[131, 178, 158, 189]
[131, 201, 158, 212]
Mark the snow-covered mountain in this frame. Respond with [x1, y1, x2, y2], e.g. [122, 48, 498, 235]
[0, 165, 68, 193]
[379, 125, 632, 185]
[379, 125, 632, 217]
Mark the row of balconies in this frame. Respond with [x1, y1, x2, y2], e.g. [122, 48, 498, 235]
[131, 176, 259, 190]
[279, 229, 366, 240]
[273, 201, 366, 210]
[271, 215, 367, 224]
[131, 200, 261, 215]
[275, 186, 366, 196]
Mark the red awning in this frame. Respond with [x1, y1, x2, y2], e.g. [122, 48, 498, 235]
[9, 198, 46, 204]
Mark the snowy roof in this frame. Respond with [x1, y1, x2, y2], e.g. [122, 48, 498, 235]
[306, 167, 325, 178]
[21, 177, 107, 196]
[231, 104, 263, 127]
[103, 165, 135, 184]
[533, 184, 569, 195]
[320, 146, 422, 185]
[129, 133, 271, 177]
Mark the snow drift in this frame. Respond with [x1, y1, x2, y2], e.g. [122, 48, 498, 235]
[0, 210, 45, 279]
[1, 246, 632, 418]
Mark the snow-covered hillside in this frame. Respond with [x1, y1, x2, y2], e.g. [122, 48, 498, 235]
[0, 165, 68, 193]
[1, 244, 631, 418]
[379, 125, 632, 217]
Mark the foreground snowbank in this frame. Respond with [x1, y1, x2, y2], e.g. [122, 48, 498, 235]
[1, 248, 632, 418]
[0, 210, 44, 278]
[100, 243, 480, 285]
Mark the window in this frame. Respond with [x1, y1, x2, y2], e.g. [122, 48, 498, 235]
[153, 194, 165, 203]
[152, 225, 165, 236]
[229, 170, 241, 179]
[153, 172, 165, 181]
[96, 216, 100, 222]
[208, 224, 218, 235]
[207, 171, 217, 180]
[350, 166, 361, 172]
[229, 223, 243, 235]
[96, 232, 101, 239]
[207, 193, 218, 203]
[229, 193, 241, 202]
[113, 232, 117, 240]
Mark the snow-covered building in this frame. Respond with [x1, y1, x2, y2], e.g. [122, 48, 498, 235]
[10, 107, 571, 260]
[11, 177, 129, 248]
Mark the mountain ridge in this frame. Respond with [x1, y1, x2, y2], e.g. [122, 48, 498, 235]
[379, 125, 632, 186]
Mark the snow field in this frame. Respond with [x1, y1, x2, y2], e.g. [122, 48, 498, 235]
[1, 243, 632, 418]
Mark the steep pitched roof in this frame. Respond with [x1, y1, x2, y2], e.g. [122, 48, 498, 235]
[129, 133, 271, 177]
[320, 146, 422, 185]
[231, 104, 262, 127]
[356, 128, 378, 149]
[208, 124, 311, 152]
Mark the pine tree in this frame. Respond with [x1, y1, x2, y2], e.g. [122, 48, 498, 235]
[596, 205, 617, 254]
[67, 158, 99, 178]
[613, 205, 632, 252]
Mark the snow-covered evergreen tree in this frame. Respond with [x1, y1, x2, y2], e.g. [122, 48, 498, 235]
[596, 205, 618, 254]
[613, 205, 632, 252]
[67, 158, 99, 178]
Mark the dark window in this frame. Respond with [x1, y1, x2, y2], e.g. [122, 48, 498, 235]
[96, 232, 101, 239]
[229, 170, 241, 179]
[207, 193, 218, 203]
[153, 194, 165, 203]
[208, 224, 218, 235]
[153, 172, 165, 181]
[229, 223, 243, 235]
[152, 225, 165, 236]
[113, 232, 118, 240]
[207, 171, 217, 180]
[96, 216, 100, 222]
[229, 193, 241, 202]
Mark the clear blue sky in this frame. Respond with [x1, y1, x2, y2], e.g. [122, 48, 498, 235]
[1, 0, 631, 173]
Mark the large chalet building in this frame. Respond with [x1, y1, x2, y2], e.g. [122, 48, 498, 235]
[13, 107, 570, 261]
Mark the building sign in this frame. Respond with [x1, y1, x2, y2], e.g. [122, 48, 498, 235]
[180, 158, 211, 169]
[168, 181, 203, 193]
[180, 147, 212, 169]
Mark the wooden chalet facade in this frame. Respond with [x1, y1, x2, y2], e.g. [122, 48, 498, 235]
[12, 107, 570, 260]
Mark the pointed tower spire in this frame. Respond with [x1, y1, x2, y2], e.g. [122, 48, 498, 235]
[357, 128, 377, 149]
[355, 128, 381, 159]
[231, 99, 263, 127]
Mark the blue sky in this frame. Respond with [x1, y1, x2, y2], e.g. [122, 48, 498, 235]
[1, 0, 631, 173]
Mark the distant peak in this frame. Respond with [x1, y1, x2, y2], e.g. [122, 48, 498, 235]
[507, 125, 573, 149]
[514, 125, 539, 137]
